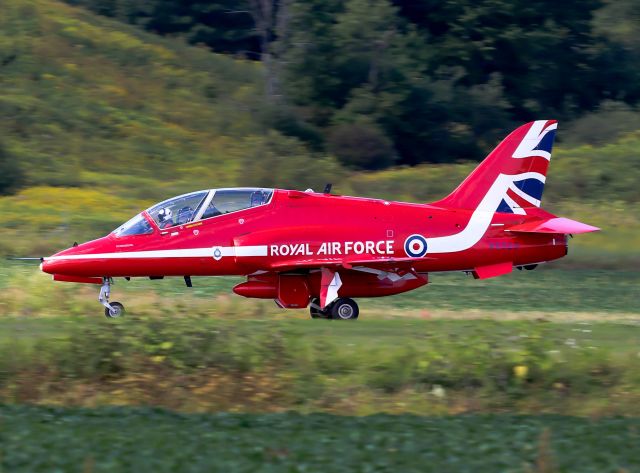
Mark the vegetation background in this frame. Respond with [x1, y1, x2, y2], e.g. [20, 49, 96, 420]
[0, 0, 639, 263]
[0, 0, 639, 471]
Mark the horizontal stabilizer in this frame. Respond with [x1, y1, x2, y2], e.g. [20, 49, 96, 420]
[506, 217, 600, 234]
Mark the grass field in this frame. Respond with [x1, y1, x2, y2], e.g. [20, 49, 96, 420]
[1, 406, 639, 473]
[0, 264, 639, 417]
[2, 263, 639, 317]
[1, 264, 638, 470]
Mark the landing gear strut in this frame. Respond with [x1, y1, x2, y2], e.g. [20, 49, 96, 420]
[309, 298, 330, 319]
[99, 278, 125, 318]
[309, 297, 359, 320]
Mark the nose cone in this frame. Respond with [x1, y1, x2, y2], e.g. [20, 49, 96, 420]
[41, 236, 115, 276]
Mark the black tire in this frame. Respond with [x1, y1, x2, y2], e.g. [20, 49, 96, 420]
[330, 298, 359, 320]
[309, 298, 329, 319]
[105, 301, 125, 319]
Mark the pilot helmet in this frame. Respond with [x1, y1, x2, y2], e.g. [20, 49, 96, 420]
[250, 190, 266, 206]
[157, 207, 172, 223]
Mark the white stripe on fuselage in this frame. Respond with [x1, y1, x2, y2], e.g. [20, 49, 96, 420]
[44, 246, 267, 261]
[425, 172, 544, 253]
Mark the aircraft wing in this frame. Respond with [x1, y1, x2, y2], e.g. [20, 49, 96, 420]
[505, 217, 600, 234]
[267, 257, 428, 308]
[267, 255, 426, 273]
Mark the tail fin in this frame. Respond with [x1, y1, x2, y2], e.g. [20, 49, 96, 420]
[436, 120, 557, 215]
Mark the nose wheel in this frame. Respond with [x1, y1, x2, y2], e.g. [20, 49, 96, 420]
[105, 301, 125, 318]
[99, 278, 125, 319]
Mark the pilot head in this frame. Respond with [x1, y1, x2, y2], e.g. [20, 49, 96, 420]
[250, 190, 267, 207]
[157, 208, 173, 224]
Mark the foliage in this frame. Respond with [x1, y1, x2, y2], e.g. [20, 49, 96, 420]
[236, 132, 345, 190]
[1, 0, 639, 264]
[342, 130, 640, 205]
[562, 101, 640, 146]
[0, 142, 24, 196]
[64, 0, 640, 167]
[0, 186, 151, 256]
[1, 313, 640, 416]
[327, 123, 397, 169]
[65, 0, 260, 57]
[2, 264, 639, 316]
[2, 406, 640, 472]
[0, 0, 262, 190]
[0, 264, 639, 415]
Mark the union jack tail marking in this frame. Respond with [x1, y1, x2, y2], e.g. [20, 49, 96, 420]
[436, 120, 557, 215]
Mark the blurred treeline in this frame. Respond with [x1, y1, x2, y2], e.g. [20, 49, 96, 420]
[65, 0, 640, 168]
[0, 0, 638, 260]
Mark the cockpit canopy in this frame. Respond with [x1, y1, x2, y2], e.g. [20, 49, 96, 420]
[114, 188, 273, 237]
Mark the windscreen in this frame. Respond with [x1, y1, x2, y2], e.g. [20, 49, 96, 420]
[113, 213, 153, 237]
[147, 191, 209, 229]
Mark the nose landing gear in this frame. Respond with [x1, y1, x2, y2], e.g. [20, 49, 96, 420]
[99, 278, 125, 318]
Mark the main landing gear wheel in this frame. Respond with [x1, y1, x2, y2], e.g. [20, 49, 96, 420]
[330, 298, 359, 320]
[309, 298, 330, 319]
[105, 301, 125, 319]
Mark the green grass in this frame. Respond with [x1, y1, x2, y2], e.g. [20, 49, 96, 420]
[0, 312, 638, 415]
[366, 268, 640, 314]
[3, 263, 638, 316]
[1, 406, 639, 472]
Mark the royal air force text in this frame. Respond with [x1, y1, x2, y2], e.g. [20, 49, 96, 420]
[270, 241, 395, 257]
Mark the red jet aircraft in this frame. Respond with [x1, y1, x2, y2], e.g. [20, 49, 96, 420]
[41, 120, 599, 319]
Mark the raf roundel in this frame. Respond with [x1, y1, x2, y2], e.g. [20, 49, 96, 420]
[404, 234, 428, 258]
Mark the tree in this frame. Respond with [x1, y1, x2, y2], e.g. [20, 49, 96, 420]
[248, 0, 292, 103]
[392, 0, 616, 121]
[0, 143, 24, 196]
[327, 123, 396, 169]
[282, 0, 511, 164]
[66, 0, 261, 57]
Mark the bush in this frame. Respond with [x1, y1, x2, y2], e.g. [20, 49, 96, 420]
[0, 314, 636, 415]
[0, 143, 25, 195]
[563, 101, 640, 146]
[327, 123, 397, 170]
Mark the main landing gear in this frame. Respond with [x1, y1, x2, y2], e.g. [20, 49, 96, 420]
[99, 278, 125, 319]
[310, 298, 359, 320]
